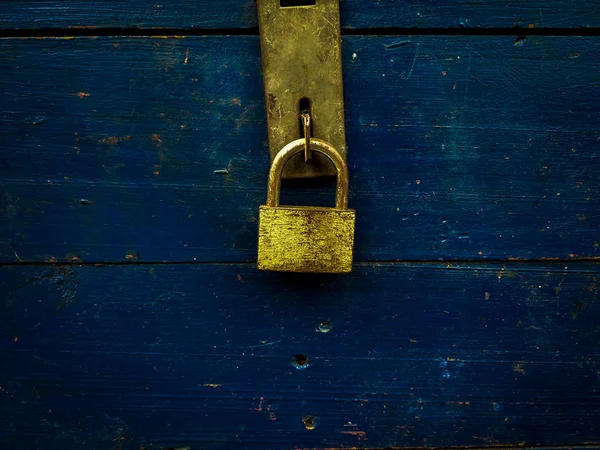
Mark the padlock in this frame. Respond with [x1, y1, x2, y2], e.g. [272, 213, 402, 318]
[257, 138, 355, 273]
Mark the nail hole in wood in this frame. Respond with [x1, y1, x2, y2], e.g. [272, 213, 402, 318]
[317, 320, 332, 333]
[302, 414, 318, 430]
[292, 354, 309, 369]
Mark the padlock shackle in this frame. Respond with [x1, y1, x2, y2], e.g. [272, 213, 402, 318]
[266, 138, 349, 209]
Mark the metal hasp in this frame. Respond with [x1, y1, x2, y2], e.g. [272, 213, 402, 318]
[257, 0, 346, 179]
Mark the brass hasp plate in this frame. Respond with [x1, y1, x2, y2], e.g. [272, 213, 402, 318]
[257, 0, 346, 178]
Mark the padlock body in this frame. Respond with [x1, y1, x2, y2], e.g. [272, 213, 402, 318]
[258, 206, 355, 273]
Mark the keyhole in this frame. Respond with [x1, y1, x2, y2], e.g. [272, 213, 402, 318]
[280, 0, 316, 7]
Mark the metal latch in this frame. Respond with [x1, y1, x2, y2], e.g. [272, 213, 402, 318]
[257, 0, 346, 178]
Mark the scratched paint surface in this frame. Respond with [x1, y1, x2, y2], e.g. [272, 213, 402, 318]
[1, 0, 600, 29]
[1, 36, 599, 263]
[1, 263, 599, 449]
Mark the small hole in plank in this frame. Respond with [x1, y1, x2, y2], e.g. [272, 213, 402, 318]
[280, 0, 316, 7]
[292, 354, 309, 369]
[302, 414, 318, 430]
[317, 320, 332, 333]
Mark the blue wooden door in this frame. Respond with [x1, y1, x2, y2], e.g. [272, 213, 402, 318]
[1, 2, 599, 449]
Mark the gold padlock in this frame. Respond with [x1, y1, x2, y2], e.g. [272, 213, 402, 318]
[257, 138, 355, 273]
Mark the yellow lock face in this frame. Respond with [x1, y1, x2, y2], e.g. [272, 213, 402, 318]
[258, 206, 356, 273]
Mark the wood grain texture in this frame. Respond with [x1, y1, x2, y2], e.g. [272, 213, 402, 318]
[1, 262, 599, 449]
[1, 0, 600, 29]
[1, 36, 599, 263]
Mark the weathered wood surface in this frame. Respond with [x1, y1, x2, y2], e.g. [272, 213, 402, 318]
[1, 262, 599, 449]
[2, 3, 599, 448]
[1, 0, 600, 29]
[1, 36, 599, 263]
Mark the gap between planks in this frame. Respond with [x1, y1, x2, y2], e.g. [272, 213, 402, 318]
[0, 259, 599, 269]
[1, 27, 600, 38]
[381, 445, 600, 450]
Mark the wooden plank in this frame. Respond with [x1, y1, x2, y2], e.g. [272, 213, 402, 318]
[1, 36, 599, 263]
[1, 0, 600, 30]
[1, 262, 599, 449]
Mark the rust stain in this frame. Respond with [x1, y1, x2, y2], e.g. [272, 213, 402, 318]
[151, 134, 163, 146]
[73, 92, 90, 98]
[65, 253, 80, 263]
[125, 251, 140, 261]
[341, 431, 366, 437]
[252, 396, 264, 412]
[99, 136, 120, 145]
[98, 135, 131, 145]
[513, 362, 525, 374]
[34, 36, 78, 40]
[267, 93, 277, 113]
